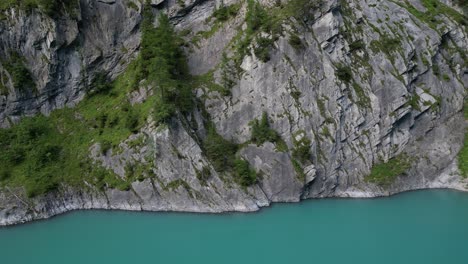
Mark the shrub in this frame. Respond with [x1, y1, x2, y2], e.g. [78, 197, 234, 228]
[116, 181, 131, 191]
[166, 179, 192, 196]
[0, 0, 79, 17]
[250, 112, 279, 145]
[286, 0, 323, 22]
[153, 97, 175, 124]
[292, 135, 311, 163]
[336, 64, 352, 83]
[0, 76, 8, 95]
[369, 35, 400, 57]
[87, 72, 112, 97]
[220, 52, 236, 93]
[196, 166, 211, 186]
[25, 171, 59, 198]
[459, 99, 468, 178]
[349, 40, 365, 52]
[204, 126, 238, 172]
[125, 110, 140, 133]
[125, 163, 135, 179]
[0, 115, 65, 197]
[288, 33, 303, 50]
[31, 144, 62, 166]
[0, 168, 11, 181]
[292, 159, 305, 181]
[254, 37, 274, 62]
[38, 0, 79, 16]
[407, 94, 421, 111]
[212, 3, 240, 22]
[15, 118, 49, 144]
[246, 0, 269, 33]
[100, 140, 112, 155]
[381, 37, 400, 51]
[233, 0, 273, 66]
[6, 147, 26, 165]
[352, 82, 371, 108]
[1, 53, 35, 92]
[432, 64, 440, 76]
[234, 158, 257, 186]
[127, 1, 138, 11]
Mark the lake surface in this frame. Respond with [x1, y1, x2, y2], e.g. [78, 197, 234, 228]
[1, 190, 468, 263]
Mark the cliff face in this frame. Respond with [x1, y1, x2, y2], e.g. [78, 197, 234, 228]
[0, 0, 467, 226]
[0, 0, 141, 126]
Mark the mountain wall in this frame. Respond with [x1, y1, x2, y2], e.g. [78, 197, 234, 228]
[0, 0, 467, 226]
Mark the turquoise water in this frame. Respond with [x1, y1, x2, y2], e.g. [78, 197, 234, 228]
[1, 190, 468, 263]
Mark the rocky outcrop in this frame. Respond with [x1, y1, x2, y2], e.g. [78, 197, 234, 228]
[0, 0, 141, 127]
[0, 0, 467, 226]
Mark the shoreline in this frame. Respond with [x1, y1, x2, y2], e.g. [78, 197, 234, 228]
[2, 186, 466, 228]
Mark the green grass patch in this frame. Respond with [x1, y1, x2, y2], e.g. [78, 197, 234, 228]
[365, 153, 412, 186]
[400, 0, 467, 31]
[459, 133, 468, 178]
[351, 82, 371, 108]
[369, 35, 401, 55]
[191, 3, 241, 46]
[212, 3, 241, 22]
[232, 0, 322, 67]
[349, 40, 365, 52]
[201, 120, 258, 187]
[291, 158, 306, 181]
[0, 56, 157, 197]
[191, 70, 230, 96]
[292, 132, 311, 163]
[0, 5, 196, 197]
[458, 98, 468, 178]
[407, 93, 422, 111]
[0, 0, 79, 17]
[0, 65, 9, 94]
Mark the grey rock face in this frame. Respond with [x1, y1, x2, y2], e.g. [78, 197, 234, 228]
[0, 0, 467, 226]
[0, 0, 141, 127]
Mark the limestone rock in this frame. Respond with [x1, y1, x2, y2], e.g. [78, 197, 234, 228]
[0, 0, 467, 226]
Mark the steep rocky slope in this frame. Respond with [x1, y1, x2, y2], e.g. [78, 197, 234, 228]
[0, 0, 467, 226]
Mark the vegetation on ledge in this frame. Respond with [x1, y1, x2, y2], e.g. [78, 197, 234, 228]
[250, 112, 287, 152]
[0, 4, 194, 197]
[458, 99, 468, 178]
[0, 0, 79, 17]
[203, 123, 258, 187]
[399, 0, 467, 32]
[0, 58, 152, 197]
[365, 154, 412, 187]
[231, 0, 323, 67]
[0, 53, 35, 93]
[140, 7, 193, 124]
[234, 158, 257, 187]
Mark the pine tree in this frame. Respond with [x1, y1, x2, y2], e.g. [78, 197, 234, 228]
[140, 4, 192, 123]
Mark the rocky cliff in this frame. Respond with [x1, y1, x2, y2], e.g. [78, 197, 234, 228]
[0, 0, 467, 226]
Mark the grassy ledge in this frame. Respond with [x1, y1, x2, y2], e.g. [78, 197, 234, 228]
[0, 5, 193, 197]
[365, 153, 412, 187]
[458, 99, 468, 178]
